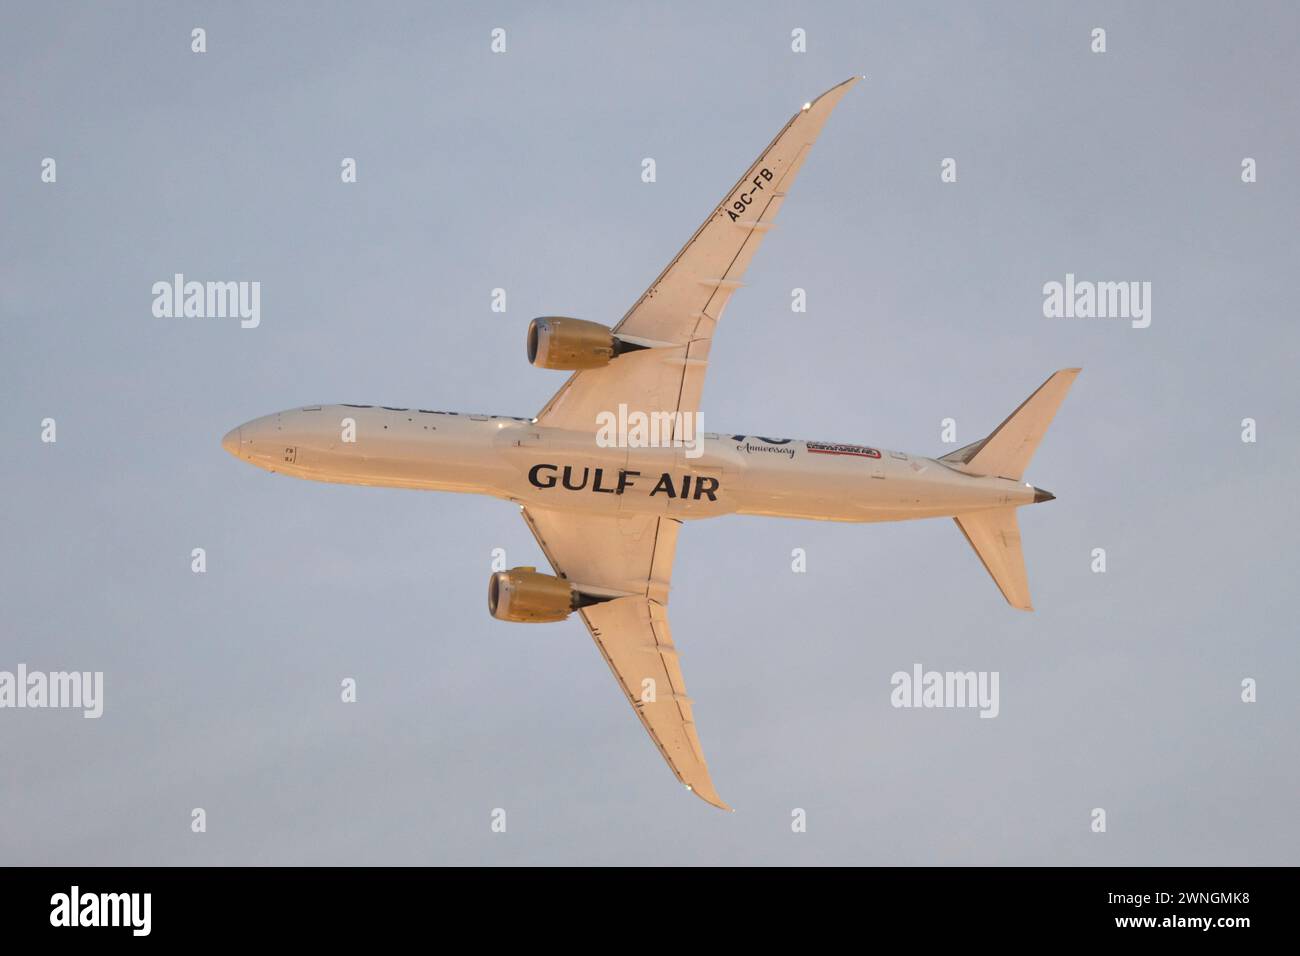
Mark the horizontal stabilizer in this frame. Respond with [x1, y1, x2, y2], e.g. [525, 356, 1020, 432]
[961, 369, 1080, 481]
[954, 507, 1033, 611]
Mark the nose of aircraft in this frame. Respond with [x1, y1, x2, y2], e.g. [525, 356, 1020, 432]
[221, 427, 242, 458]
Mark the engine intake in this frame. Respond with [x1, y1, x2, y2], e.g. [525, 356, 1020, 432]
[488, 566, 609, 623]
[527, 317, 644, 370]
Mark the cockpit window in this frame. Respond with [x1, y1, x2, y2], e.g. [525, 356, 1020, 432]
[341, 404, 372, 408]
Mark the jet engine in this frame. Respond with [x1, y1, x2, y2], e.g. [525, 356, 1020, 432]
[488, 566, 609, 623]
[527, 317, 645, 370]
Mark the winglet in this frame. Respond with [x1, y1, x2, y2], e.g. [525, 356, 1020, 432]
[802, 75, 862, 116]
[686, 781, 734, 812]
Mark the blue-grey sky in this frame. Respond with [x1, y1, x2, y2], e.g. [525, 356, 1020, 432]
[2, 1, 1297, 865]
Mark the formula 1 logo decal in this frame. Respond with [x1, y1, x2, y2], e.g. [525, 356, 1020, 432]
[806, 441, 881, 458]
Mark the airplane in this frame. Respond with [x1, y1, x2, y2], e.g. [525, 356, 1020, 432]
[221, 76, 1078, 810]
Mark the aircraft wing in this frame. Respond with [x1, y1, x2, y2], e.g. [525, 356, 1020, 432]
[520, 506, 730, 810]
[535, 76, 861, 432]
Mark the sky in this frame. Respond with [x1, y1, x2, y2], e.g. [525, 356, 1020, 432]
[2, 1, 1298, 865]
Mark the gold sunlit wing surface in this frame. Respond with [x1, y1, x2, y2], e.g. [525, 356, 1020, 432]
[524, 79, 861, 809]
[519, 507, 733, 808]
[535, 76, 862, 431]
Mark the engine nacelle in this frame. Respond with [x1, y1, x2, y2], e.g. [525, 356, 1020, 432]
[527, 317, 617, 370]
[488, 566, 580, 623]
[488, 567, 613, 623]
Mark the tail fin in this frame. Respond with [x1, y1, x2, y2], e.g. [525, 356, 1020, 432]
[942, 369, 1080, 480]
[945, 369, 1080, 611]
[954, 508, 1032, 610]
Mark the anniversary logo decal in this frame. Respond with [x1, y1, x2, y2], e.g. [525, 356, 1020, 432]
[731, 435, 797, 459]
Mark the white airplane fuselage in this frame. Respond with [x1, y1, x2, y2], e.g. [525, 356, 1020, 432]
[222, 405, 1041, 522]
